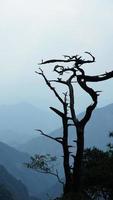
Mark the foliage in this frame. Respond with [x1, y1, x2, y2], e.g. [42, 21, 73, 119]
[0, 184, 14, 200]
[82, 147, 113, 199]
[82, 133, 113, 199]
[25, 153, 64, 185]
[26, 154, 57, 173]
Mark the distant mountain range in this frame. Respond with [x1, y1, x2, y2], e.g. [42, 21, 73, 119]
[0, 102, 113, 199]
[15, 103, 113, 199]
[0, 103, 59, 146]
[17, 103, 113, 155]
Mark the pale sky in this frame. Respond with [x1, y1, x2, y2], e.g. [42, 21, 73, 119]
[0, 0, 113, 112]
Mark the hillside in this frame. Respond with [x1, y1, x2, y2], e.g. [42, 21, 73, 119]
[0, 142, 57, 198]
[0, 165, 36, 200]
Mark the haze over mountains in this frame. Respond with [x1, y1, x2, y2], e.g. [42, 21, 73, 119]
[0, 102, 113, 150]
[17, 103, 113, 156]
[0, 103, 59, 147]
[0, 102, 113, 199]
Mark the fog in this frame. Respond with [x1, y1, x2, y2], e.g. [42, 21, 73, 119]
[0, 0, 113, 112]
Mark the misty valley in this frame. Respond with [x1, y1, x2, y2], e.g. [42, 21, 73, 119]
[0, 102, 113, 199]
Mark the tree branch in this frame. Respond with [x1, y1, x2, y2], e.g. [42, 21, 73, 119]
[68, 82, 79, 125]
[67, 123, 75, 127]
[77, 76, 98, 126]
[80, 70, 113, 82]
[36, 168, 64, 185]
[26, 160, 64, 185]
[39, 52, 95, 66]
[84, 52, 95, 63]
[35, 69, 64, 104]
[35, 129, 63, 144]
[50, 106, 65, 118]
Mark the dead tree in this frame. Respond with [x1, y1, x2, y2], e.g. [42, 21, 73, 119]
[34, 52, 113, 197]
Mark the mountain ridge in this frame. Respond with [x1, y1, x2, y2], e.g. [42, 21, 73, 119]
[17, 102, 113, 155]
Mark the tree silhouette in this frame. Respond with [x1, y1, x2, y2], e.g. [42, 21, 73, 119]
[28, 52, 113, 198]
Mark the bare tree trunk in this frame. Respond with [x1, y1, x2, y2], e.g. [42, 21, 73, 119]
[63, 124, 85, 196]
[62, 104, 71, 194]
[73, 124, 84, 193]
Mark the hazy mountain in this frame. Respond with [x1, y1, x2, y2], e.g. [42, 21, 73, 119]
[18, 127, 62, 155]
[0, 141, 58, 198]
[0, 102, 59, 146]
[0, 165, 37, 200]
[18, 103, 113, 155]
[16, 103, 113, 199]
[1, 103, 113, 199]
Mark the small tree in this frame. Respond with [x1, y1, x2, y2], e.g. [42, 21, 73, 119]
[27, 52, 113, 198]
